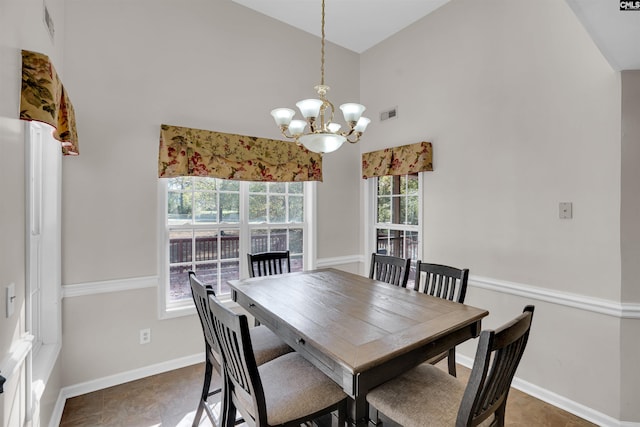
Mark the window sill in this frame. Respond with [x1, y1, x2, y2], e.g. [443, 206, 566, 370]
[160, 294, 236, 320]
[32, 342, 61, 401]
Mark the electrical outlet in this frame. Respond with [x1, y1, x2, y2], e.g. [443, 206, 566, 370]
[139, 328, 151, 344]
[559, 202, 573, 219]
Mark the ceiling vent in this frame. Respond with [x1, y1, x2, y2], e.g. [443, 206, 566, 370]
[380, 107, 398, 122]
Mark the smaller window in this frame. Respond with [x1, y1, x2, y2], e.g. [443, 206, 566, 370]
[371, 173, 421, 288]
[248, 182, 305, 272]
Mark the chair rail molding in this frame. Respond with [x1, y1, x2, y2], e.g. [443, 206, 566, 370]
[62, 276, 158, 298]
[316, 254, 365, 268]
[60, 268, 640, 320]
[469, 275, 640, 319]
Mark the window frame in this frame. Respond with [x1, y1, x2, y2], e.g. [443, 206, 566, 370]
[158, 179, 315, 319]
[25, 121, 63, 409]
[364, 173, 423, 284]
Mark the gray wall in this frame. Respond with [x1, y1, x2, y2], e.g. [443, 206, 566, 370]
[620, 70, 640, 421]
[0, 0, 66, 425]
[359, 0, 627, 421]
[60, 0, 362, 385]
[3, 0, 639, 425]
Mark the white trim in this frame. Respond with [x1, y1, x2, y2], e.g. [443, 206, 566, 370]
[316, 254, 365, 268]
[32, 342, 61, 400]
[0, 335, 34, 379]
[363, 177, 374, 270]
[469, 275, 640, 319]
[621, 302, 640, 319]
[59, 255, 366, 300]
[363, 174, 423, 273]
[58, 270, 640, 320]
[49, 393, 67, 427]
[49, 353, 205, 427]
[156, 179, 315, 318]
[62, 276, 157, 298]
[157, 178, 170, 319]
[457, 354, 639, 427]
[305, 181, 317, 270]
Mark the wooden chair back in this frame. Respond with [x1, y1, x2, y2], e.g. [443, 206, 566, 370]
[247, 250, 291, 278]
[207, 293, 267, 426]
[369, 253, 411, 287]
[188, 271, 220, 373]
[415, 261, 469, 303]
[458, 305, 535, 426]
[189, 271, 223, 425]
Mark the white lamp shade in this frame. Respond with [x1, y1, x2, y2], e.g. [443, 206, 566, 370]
[327, 122, 341, 133]
[354, 117, 371, 133]
[296, 99, 323, 119]
[298, 132, 346, 153]
[339, 103, 366, 122]
[288, 120, 307, 136]
[271, 108, 295, 126]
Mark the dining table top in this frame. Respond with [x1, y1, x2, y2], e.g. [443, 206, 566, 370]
[229, 268, 488, 426]
[228, 267, 488, 381]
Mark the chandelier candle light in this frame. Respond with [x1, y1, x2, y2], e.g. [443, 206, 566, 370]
[270, 0, 370, 154]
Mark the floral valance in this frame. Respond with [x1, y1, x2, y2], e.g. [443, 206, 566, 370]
[362, 141, 433, 179]
[20, 50, 79, 156]
[158, 124, 323, 182]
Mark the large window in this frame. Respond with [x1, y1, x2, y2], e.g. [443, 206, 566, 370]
[371, 173, 421, 287]
[26, 122, 62, 407]
[160, 177, 308, 315]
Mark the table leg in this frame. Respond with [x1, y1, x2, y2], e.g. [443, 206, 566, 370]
[348, 396, 370, 427]
[368, 407, 383, 426]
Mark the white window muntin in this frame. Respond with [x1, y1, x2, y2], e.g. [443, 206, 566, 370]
[159, 178, 312, 318]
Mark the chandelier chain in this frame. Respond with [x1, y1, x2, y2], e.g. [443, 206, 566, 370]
[320, 0, 325, 86]
[270, 0, 369, 153]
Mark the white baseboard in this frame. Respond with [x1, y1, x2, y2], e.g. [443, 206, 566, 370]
[49, 393, 67, 427]
[46, 342, 639, 427]
[456, 354, 638, 427]
[49, 353, 205, 427]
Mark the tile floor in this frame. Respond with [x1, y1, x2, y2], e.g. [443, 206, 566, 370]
[59, 362, 596, 427]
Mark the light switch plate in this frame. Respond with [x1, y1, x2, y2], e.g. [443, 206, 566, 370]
[6, 283, 15, 318]
[559, 202, 573, 219]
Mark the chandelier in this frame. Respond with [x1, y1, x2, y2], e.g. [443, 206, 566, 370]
[270, 0, 370, 154]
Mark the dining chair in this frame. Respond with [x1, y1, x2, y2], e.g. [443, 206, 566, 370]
[207, 292, 349, 427]
[367, 305, 535, 427]
[416, 261, 470, 377]
[188, 271, 292, 427]
[247, 250, 291, 278]
[369, 253, 411, 287]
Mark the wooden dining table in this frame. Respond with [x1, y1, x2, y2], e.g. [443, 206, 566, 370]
[228, 268, 488, 427]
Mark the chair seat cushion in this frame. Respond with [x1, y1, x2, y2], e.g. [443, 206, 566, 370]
[367, 364, 466, 427]
[255, 352, 346, 425]
[250, 325, 293, 365]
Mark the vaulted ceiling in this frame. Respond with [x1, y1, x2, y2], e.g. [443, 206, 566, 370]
[232, 0, 640, 71]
